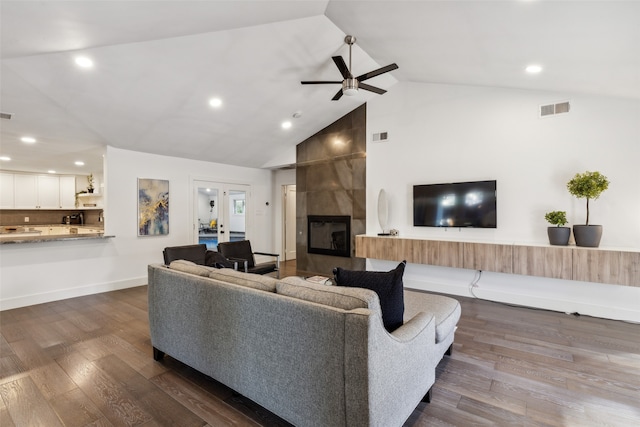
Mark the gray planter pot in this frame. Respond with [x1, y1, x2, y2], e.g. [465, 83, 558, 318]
[547, 227, 571, 246]
[573, 225, 603, 247]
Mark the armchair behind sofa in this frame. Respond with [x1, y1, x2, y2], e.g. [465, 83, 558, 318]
[163, 244, 237, 269]
[217, 240, 279, 277]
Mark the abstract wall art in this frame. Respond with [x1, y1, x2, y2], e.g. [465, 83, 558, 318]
[138, 178, 169, 236]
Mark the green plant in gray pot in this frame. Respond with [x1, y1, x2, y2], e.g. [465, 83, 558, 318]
[544, 210, 570, 246]
[566, 171, 609, 247]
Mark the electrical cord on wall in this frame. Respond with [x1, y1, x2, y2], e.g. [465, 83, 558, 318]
[464, 269, 639, 325]
[468, 270, 481, 298]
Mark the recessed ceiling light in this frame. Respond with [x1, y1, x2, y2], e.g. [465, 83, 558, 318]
[75, 161, 85, 166]
[209, 98, 222, 108]
[48, 170, 56, 174]
[281, 121, 292, 129]
[526, 64, 543, 74]
[75, 56, 94, 68]
[21, 136, 36, 143]
[0, 156, 11, 161]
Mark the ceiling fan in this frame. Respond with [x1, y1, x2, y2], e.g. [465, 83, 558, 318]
[301, 35, 398, 101]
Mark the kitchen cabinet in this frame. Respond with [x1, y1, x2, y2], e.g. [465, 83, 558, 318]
[59, 176, 76, 208]
[0, 172, 14, 208]
[37, 175, 60, 208]
[13, 174, 38, 208]
[16, 175, 60, 209]
[0, 172, 84, 210]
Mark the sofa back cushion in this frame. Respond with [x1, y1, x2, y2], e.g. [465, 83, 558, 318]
[168, 260, 216, 277]
[277, 276, 381, 317]
[209, 268, 277, 292]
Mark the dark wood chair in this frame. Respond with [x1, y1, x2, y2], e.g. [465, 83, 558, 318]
[217, 240, 279, 277]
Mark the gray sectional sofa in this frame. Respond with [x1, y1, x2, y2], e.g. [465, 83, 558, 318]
[148, 262, 460, 427]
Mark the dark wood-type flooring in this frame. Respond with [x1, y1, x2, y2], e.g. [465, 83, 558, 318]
[1, 260, 639, 426]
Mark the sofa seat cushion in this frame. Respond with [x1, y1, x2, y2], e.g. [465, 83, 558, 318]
[277, 276, 382, 317]
[334, 261, 407, 332]
[404, 290, 461, 343]
[168, 260, 216, 277]
[209, 268, 278, 292]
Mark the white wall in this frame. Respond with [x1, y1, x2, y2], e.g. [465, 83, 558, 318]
[366, 82, 640, 322]
[0, 146, 274, 309]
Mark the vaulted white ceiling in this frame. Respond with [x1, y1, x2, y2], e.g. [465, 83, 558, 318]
[1, 1, 639, 174]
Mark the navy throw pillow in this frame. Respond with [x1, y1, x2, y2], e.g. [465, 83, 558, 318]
[333, 261, 406, 332]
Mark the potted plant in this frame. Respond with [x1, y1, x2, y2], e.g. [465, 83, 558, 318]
[544, 210, 570, 246]
[566, 170, 609, 247]
[87, 173, 95, 193]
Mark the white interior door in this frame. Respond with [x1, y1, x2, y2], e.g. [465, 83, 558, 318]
[283, 184, 297, 261]
[193, 180, 249, 249]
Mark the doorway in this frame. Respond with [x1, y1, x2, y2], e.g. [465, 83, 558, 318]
[193, 180, 250, 249]
[282, 184, 296, 261]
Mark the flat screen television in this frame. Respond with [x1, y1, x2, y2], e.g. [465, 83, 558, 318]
[413, 180, 497, 228]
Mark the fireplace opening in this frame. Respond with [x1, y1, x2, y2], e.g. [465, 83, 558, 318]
[307, 215, 351, 258]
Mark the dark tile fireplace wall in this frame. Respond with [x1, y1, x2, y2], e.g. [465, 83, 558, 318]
[296, 104, 366, 275]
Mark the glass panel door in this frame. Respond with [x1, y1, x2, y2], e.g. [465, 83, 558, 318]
[228, 189, 247, 242]
[195, 183, 221, 249]
[194, 181, 250, 249]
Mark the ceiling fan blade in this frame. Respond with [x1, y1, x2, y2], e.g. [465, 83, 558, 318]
[359, 83, 387, 95]
[332, 56, 351, 79]
[331, 89, 344, 101]
[301, 81, 343, 85]
[356, 63, 399, 82]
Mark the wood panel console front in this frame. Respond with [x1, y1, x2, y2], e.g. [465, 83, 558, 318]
[355, 235, 639, 287]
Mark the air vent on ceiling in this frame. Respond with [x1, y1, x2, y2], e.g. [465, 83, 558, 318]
[540, 101, 570, 118]
[372, 131, 389, 142]
[0, 112, 12, 120]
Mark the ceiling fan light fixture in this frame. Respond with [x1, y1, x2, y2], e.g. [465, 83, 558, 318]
[342, 78, 359, 96]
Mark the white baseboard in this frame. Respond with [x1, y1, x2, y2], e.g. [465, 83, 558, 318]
[404, 276, 640, 324]
[0, 277, 147, 311]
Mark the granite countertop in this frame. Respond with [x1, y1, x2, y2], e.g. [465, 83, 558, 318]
[0, 234, 114, 244]
[0, 224, 111, 244]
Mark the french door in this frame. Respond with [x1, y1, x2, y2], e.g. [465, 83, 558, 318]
[193, 180, 249, 249]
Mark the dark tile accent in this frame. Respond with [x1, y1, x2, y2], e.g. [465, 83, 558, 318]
[296, 104, 366, 272]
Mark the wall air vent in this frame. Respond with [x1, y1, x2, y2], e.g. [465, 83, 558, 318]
[372, 131, 389, 142]
[0, 112, 12, 120]
[540, 101, 570, 118]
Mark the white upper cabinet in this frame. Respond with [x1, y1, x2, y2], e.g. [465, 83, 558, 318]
[0, 172, 15, 208]
[8, 173, 79, 209]
[59, 176, 77, 209]
[13, 174, 38, 208]
[36, 175, 60, 208]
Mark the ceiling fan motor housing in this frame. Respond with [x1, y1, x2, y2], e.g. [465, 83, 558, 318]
[342, 78, 359, 96]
